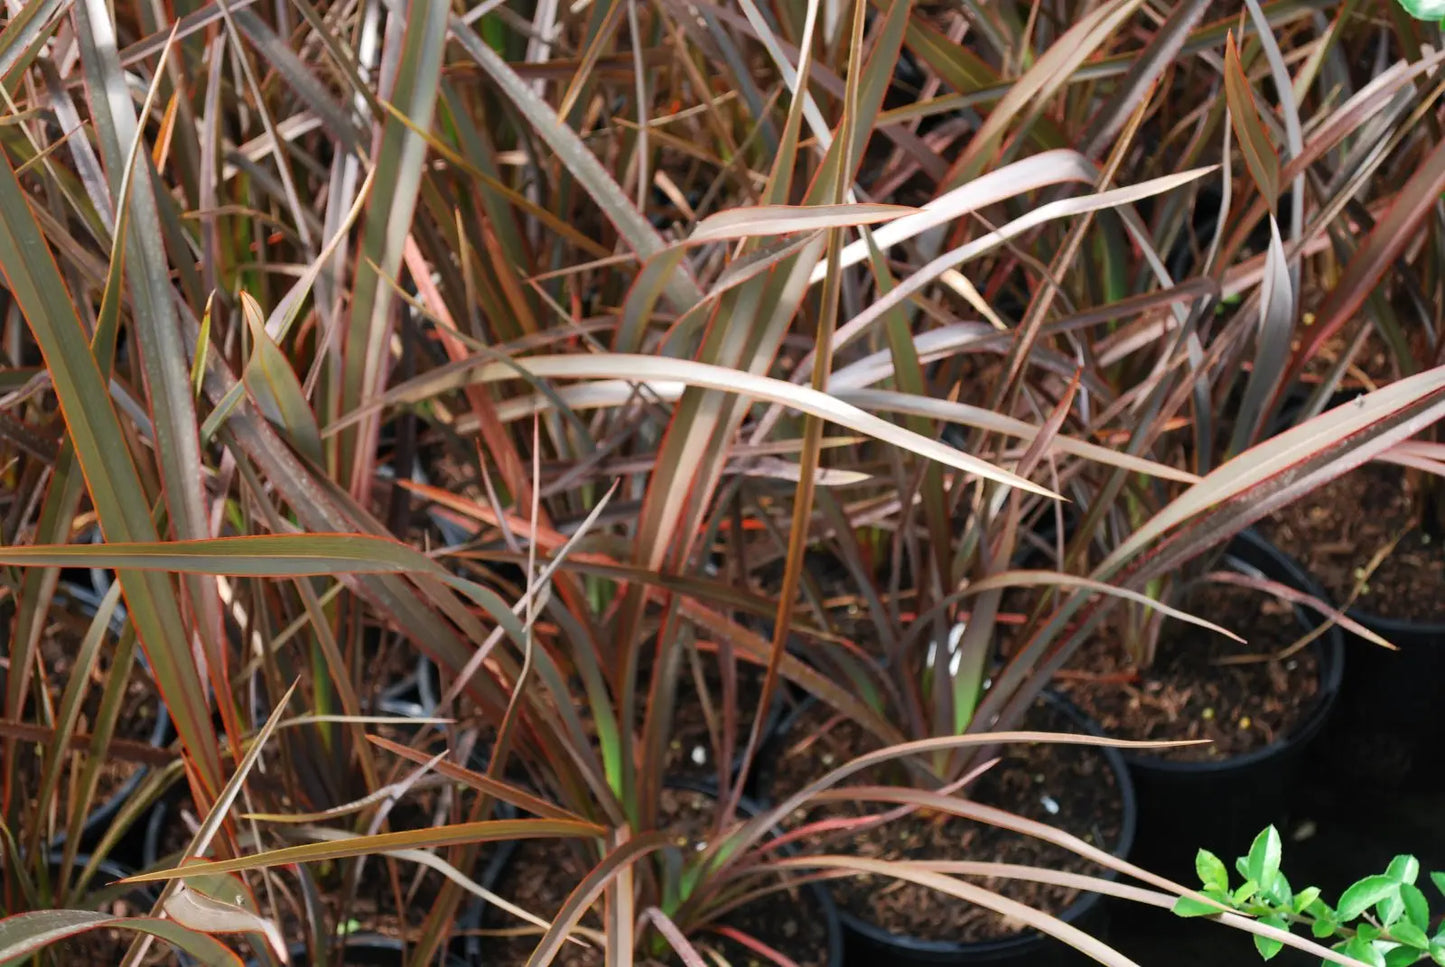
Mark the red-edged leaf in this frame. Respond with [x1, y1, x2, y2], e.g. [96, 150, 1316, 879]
[0, 911, 241, 965]
[1224, 31, 1280, 208]
[1291, 135, 1445, 378]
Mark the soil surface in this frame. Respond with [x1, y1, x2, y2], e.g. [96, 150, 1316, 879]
[1056, 581, 1322, 761]
[764, 699, 1124, 945]
[1261, 463, 1445, 623]
[16, 619, 165, 845]
[1299, 321, 1398, 389]
[666, 665, 774, 782]
[479, 787, 832, 967]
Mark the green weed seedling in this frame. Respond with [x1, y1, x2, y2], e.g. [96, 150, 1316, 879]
[1174, 826, 1445, 965]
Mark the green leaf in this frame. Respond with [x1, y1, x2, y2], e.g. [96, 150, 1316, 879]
[239, 292, 323, 464]
[1396, 0, 1445, 23]
[0, 910, 240, 966]
[1429, 940, 1445, 964]
[338, 0, 451, 486]
[1294, 886, 1321, 914]
[1254, 914, 1287, 960]
[1247, 826, 1283, 890]
[0, 117, 224, 797]
[1393, 922, 1431, 949]
[1342, 936, 1387, 967]
[0, 0, 65, 83]
[73, 0, 227, 756]
[1381, 892, 1407, 928]
[122, 819, 604, 883]
[192, 294, 212, 402]
[1432, 872, 1445, 899]
[1270, 870, 1294, 907]
[1173, 895, 1221, 918]
[1234, 880, 1259, 906]
[1403, 884, 1431, 931]
[1386, 946, 1423, 967]
[1341, 876, 1405, 922]
[0, 534, 442, 576]
[1390, 857, 1423, 886]
[1313, 917, 1338, 939]
[1197, 850, 1230, 892]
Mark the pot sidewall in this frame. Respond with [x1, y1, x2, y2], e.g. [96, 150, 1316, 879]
[760, 695, 1137, 965]
[1121, 530, 1346, 877]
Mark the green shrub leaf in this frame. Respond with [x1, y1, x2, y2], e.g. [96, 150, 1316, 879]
[1392, 922, 1430, 950]
[1253, 915, 1286, 960]
[1196, 850, 1230, 892]
[1386, 947, 1423, 967]
[1388, 856, 1421, 886]
[1342, 935, 1386, 967]
[1395, 0, 1445, 21]
[1340, 876, 1404, 922]
[1403, 884, 1431, 932]
[1247, 826, 1283, 890]
[1172, 895, 1220, 918]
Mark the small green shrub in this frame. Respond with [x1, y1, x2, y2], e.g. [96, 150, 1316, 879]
[1176, 826, 1445, 965]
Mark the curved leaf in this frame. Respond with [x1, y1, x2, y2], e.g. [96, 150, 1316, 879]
[0, 910, 242, 966]
[324, 353, 1060, 498]
[240, 292, 322, 463]
[1224, 31, 1280, 206]
[688, 203, 916, 243]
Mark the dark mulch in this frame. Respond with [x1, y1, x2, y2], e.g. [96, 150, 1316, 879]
[1260, 462, 1445, 624]
[479, 836, 601, 967]
[1055, 581, 1322, 761]
[18, 621, 164, 843]
[764, 700, 1124, 945]
[666, 664, 771, 783]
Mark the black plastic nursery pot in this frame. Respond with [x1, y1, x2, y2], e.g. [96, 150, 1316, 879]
[1308, 604, 1445, 791]
[376, 655, 443, 721]
[764, 693, 1136, 967]
[45, 851, 157, 909]
[246, 935, 469, 967]
[1117, 530, 1345, 884]
[470, 779, 844, 967]
[57, 694, 171, 863]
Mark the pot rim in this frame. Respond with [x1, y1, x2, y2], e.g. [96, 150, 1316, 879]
[763, 691, 1137, 957]
[1119, 528, 1346, 776]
